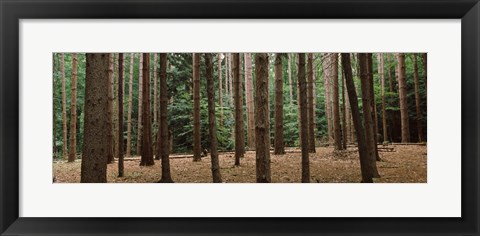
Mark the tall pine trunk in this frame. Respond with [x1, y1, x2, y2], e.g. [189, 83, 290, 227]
[358, 53, 381, 178]
[413, 54, 424, 142]
[274, 54, 285, 155]
[106, 53, 115, 164]
[218, 53, 223, 126]
[81, 53, 109, 183]
[61, 53, 67, 160]
[117, 53, 125, 177]
[330, 53, 342, 150]
[205, 53, 222, 183]
[233, 53, 244, 165]
[378, 53, 388, 143]
[341, 65, 347, 149]
[136, 54, 143, 155]
[68, 53, 78, 162]
[153, 54, 158, 159]
[298, 53, 310, 183]
[254, 53, 271, 182]
[114, 54, 119, 160]
[397, 53, 410, 142]
[307, 53, 316, 153]
[322, 54, 333, 146]
[192, 53, 201, 161]
[288, 54, 293, 106]
[366, 54, 380, 161]
[140, 53, 154, 166]
[157, 53, 174, 183]
[341, 53, 376, 183]
[423, 53, 427, 98]
[245, 53, 255, 150]
[126, 54, 134, 157]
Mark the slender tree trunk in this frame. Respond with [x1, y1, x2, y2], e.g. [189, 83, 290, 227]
[254, 53, 271, 182]
[114, 54, 119, 160]
[274, 53, 285, 155]
[413, 54, 424, 142]
[233, 53, 245, 165]
[387, 53, 396, 142]
[157, 53, 174, 183]
[153, 54, 158, 159]
[68, 53, 78, 162]
[106, 53, 115, 164]
[341, 53, 376, 183]
[136, 54, 144, 155]
[81, 53, 109, 183]
[358, 53, 381, 178]
[140, 53, 154, 166]
[229, 54, 234, 106]
[297, 53, 310, 183]
[61, 53, 67, 160]
[397, 53, 410, 143]
[378, 53, 388, 143]
[225, 53, 230, 106]
[366, 54, 380, 161]
[192, 53, 202, 161]
[118, 53, 125, 177]
[245, 53, 255, 150]
[307, 53, 316, 153]
[126, 54, 134, 157]
[322, 54, 333, 146]
[53, 55, 58, 158]
[341, 64, 347, 149]
[423, 53, 427, 98]
[218, 53, 223, 126]
[331, 53, 343, 150]
[205, 53, 222, 183]
[288, 53, 293, 106]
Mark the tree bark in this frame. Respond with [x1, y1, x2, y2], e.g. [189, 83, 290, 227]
[413, 54, 424, 142]
[423, 53, 427, 98]
[378, 53, 388, 143]
[331, 53, 343, 150]
[192, 53, 202, 161]
[114, 54, 119, 160]
[117, 53, 125, 177]
[68, 53, 78, 162]
[307, 53, 316, 153]
[366, 54, 380, 161]
[274, 53, 285, 155]
[397, 53, 410, 143]
[140, 53, 154, 166]
[233, 53, 245, 165]
[61, 53, 68, 160]
[153, 54, 158, 159]
[297, 53, 310, 183]
[341, 64, 347, 149]
[81, 53, 109, 183]
[322, 54, 333, 146]
[157, 53, 174, 183]
[136, 53, 143, 155]
[245, 53, 255, 150]
[254, 53, 271, 182]
[126, 54, 134, 157]
[358, 53, 381, 178]
[341, 53, 376, 183]
[106, 53, 115, 164]
[205, 53, 222, 183]
[288, 53, 294, 106]
[218, 53, 223, 126]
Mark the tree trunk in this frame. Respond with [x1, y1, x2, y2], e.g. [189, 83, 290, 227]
[358, 53, 381, 178]
[68, 53, 78, 162]
[140, 53, 154, 166]
[136, 54, 143, 155]
[297, 53, 310, 183]
[307, 53, 316, 153]
[288, 53, 293, 106]
[117, 53, 125, 177]
[157, 53, 174, 183]
[81, 53, 109, 183]
[225, 53, 230, 106]
[126, 54, 134, 157]
[205, 53, 222, 183]
[106, 53, 115, 164]
[229, 54, 234, 106]
[397, 53, 410, 143]
[413, 54, 424, 142]
[192, 53, 202, 161]
[274, 53, 285, 155]
[331, 53, 343, 150]
[254, 53, 271, 182]
[218, 53, 223, 126]
[61, 53, 67, 160]
[341, 64, 347, 149]
[114, 54, 119, 160]
[341, 53, 376, 183]
[378, 53, 388, 143]
[233, 53, 245, 165]
[322, 54, 333, 146]
[423, 53, 427, 98]
[366, 54, 380, 161]
[153, 54, 158, 159]
[245, 53, 255, 150]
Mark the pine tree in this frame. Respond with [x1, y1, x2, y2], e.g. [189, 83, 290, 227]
[107, 53, 115, 164]
[117, 53, 125, 177]
[397, 53, 410, 142]
[307, 53, 316, 153]
[140, 53, 154, 166]
[274, 53, 285, 155]
[298, 53, 310, 183]
[245, 53, 255, 150]
[192, 53, 202, 161]
[233, 53, 244, 165]
[68, 53, 78, 162]
[126, 54, 134, 157]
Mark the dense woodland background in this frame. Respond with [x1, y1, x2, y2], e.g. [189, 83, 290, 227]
[53, 53, 427, 183]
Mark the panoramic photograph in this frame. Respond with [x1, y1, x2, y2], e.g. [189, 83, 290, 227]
[52, 53, 427, 183]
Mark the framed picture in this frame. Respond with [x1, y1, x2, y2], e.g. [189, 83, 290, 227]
[1, 0, 478, 235]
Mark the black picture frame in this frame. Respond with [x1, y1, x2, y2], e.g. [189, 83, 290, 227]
[1, 0, 479, 235]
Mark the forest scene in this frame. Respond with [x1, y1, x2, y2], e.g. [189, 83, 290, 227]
[52, 53, 427, 183]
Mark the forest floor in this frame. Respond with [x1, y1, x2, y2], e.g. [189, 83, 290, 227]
[53, 145, 427, 183]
